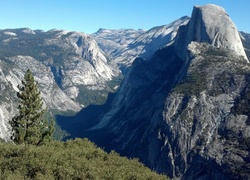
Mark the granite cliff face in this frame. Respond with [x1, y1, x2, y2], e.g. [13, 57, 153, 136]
[174, 4, 248, 62]
[87, 4, 250, 179]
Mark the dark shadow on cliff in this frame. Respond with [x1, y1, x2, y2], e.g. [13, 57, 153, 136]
[56, 92, 116, 140]
[182, 152, 245, 180]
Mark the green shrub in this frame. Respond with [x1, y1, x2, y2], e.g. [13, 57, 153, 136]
[0, 139, 168, 179]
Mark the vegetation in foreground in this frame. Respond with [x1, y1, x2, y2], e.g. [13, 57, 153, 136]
[0, 138, 168, 180]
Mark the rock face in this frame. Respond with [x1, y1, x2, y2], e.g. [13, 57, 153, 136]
[241, 31, 250, 59]
[92, 17, 190, 70]
[86, 4, 250, 179]
[0, 56, 81, 140]
[91, 28, 145, 57]
[41, 30, 120, 97]
[0, 28, 120, 140]
[175, 4, 248, 61]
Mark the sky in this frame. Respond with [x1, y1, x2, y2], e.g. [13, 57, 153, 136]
[0, 0, 249, 34]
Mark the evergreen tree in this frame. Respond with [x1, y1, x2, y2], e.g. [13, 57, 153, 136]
[11, 69, 54, 145]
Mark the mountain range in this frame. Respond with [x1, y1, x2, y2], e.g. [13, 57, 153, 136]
[0, 4, 250, 179]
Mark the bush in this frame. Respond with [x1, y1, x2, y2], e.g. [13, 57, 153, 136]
[0, 139, 168, 179]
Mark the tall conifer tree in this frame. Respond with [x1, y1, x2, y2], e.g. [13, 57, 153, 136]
[11, 69, 54, 145]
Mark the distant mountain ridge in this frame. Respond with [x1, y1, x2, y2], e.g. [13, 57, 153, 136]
[92, 16, 190, 70]
[91, 28, 145, 56]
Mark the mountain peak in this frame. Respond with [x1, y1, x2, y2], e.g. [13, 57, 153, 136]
[195, 4, 226, 13]
[175, 4, 248, 61]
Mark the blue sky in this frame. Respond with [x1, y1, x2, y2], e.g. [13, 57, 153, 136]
[0, 0, 249, 34]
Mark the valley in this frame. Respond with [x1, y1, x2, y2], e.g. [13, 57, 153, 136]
[0, 4, 250, 179]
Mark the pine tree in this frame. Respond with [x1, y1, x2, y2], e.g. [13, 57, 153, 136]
[11, 69, 54, 145]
